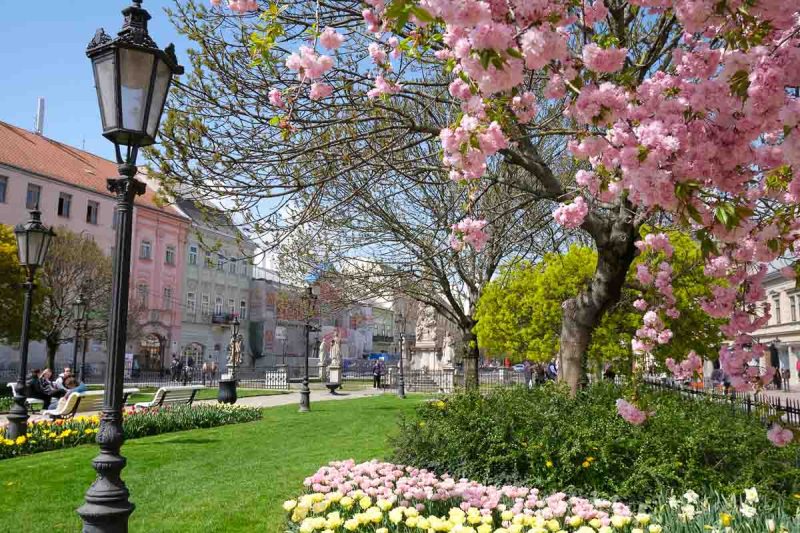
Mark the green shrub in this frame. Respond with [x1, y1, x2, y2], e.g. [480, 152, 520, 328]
[391, 383, 800, 504]
[0, 404, 262, 459]
[0, 396, 12, 413]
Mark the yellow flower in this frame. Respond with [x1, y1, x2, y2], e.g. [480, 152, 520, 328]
[586, 456, 595, 462]
[435, 400, 446, 410]
[419, 421, 426, 427]
[15, 435, 26, 445]
[545, 460, 553, 468]
[720, 513, 732, 527]
[581, 461, 590, 468]
[84, 429, 94, 435]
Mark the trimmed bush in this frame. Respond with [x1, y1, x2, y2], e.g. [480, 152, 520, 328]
[390, 383, 800, 504]
[0, 404, 262, 459]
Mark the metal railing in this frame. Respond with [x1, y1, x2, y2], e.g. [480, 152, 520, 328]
[643, 378, 800, 428]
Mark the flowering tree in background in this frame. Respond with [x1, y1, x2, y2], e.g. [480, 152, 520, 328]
[156, 0, 799, 442]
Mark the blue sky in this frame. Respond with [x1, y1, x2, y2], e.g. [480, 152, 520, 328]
[0, 0, 192, 160]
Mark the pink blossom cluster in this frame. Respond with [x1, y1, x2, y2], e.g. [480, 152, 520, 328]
[268, 88, 285, 109]
[301, 459, 633, 522]
[552, 197, 588, 229]
[366, 75, 402, 99]
[767, 424, 794, 447]
[582, 43, 627, 73]
[615, 399, 650, 425]
[319, 27, 344, 51]
[285, 46, 334, 80]
[212, 0, 257, 12]
[450, 218, 489, 251]
[440, 117, 508, 183]
[665, 350, 702, 380]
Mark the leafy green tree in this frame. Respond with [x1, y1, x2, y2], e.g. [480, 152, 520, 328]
[0, 225, 46, 344]
[475, 234, 723, 372]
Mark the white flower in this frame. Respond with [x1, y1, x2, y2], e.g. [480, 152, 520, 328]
[740, 503, 757, 518]
[679, 504, 696, 521]
[744, 487, 759, 503]
[668, 496, 680, 509]
[683, 490, 699, 503]
[765, 518, 776, 532]
[648, 526, 663, 533]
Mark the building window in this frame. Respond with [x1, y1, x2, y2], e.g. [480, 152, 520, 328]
[240, 261, 248, 277]
[165, 245, 176, 265]
[228, 298, 235, 315]
[215, 296, 223, 315]
[229, 258, 237, 274]
[188, 245, 198, 266]
[140, 240, 152, 259]
[201, 294, 210, 316]
[187, 292, 196, 313]
[205, 250, 213, 268]
[791, 295, 797, 322]
[773, 297, 781, 325]
[217, 254, 225, 271]
[163, 286, 173, 308]
[0, 176, 7, 203]
[239, 300, 247, 320]
[57, 192, 72, 218]
[86, 200, 99, 224]
[26, 184, 41, 210]
[137, 284, 149, 306]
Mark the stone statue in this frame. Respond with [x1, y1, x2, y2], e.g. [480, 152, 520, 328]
[329, 329, 342, 366]
[441, 331, 455, 368]
[227, 334, 243, 367]
[415, 302, 438, 343]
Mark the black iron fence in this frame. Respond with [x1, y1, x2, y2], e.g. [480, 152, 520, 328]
[643, 378, 800, 428]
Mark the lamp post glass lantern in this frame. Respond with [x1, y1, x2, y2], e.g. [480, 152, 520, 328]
[78, 1, 182, 531]
[6, 209, 54, 440]
[71, 294, 87, 373]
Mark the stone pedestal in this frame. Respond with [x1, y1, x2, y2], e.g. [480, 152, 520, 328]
[414, 340, 438, 371]
[440, 366, 455, 393]
[328, 365, 342, 385]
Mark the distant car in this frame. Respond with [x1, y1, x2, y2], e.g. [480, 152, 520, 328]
[512, 364, 526, 373]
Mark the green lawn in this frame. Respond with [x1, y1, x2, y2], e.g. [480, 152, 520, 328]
[0, 395, 422, 532]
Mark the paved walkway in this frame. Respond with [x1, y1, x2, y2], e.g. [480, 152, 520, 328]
[0, 387, 391, 425]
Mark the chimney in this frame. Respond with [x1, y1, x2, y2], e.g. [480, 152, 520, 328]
[34, 97, 45, 135]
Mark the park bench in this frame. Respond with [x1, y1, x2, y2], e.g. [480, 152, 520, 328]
[42, 388, 140, 421]
[6, 382, 45, 412]
[133, 385, 204, 408]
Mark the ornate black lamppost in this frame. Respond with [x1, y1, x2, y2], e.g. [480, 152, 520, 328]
[218, 316, 241, 404]
[80, 315, 90, 383]
[299, 282, 320, 412]
[71, 293, 87, 374]
[395, 311, 406, 399]
[79, 2, 182, 530]
[6, 209, 55, 440]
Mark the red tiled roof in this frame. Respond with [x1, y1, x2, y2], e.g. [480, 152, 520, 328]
[0, 120, 179, 215]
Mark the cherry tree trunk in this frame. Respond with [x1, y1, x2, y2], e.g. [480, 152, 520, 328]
[462, 329, 480, 390]
[558, 217, 638, 394]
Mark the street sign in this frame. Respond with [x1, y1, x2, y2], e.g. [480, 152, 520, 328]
[275, 326, 287, 341]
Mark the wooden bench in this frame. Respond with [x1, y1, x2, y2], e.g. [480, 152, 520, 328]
[42, 388, 140, 420]
[133, 385, 204, 408]
[6, 382, 46, 412]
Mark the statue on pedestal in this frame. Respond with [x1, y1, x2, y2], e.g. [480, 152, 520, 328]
[441, 331, 455, 368]
[415, 302, 438, 343]
[227, 334, 243, 368]
[329, 329, 342, 367]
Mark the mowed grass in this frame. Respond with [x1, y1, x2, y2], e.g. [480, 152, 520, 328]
[0, 395, 422, 532]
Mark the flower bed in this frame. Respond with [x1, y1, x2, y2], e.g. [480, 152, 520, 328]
[0, 404, 261, 459]
[284, 460, 800, 533]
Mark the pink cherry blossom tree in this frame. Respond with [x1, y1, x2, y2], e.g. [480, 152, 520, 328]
[153, 0, 800, 433]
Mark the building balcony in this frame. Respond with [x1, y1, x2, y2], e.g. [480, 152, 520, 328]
[211, 312, 236, 325]
[373, 334, 394, 343]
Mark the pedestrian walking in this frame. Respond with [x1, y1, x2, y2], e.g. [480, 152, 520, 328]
[372, 360, 384, 389]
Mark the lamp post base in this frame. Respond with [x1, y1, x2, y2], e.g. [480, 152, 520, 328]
[299, 387, 310, 412]
[218, 379, 237, 404]
[5, 393, 29, 439]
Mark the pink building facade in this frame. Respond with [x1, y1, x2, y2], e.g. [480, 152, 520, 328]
[0, 120, 189, 372]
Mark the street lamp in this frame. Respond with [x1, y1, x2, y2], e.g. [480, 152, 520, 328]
[6, 208, 55, 440]
[300, 283, 320, 412]
[218, 316, 241, 404]
[395, 311, 406, 399]
[79, 1, 183, 530]
[80, 316, 90, 383]
[71, 293, 87, 374]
